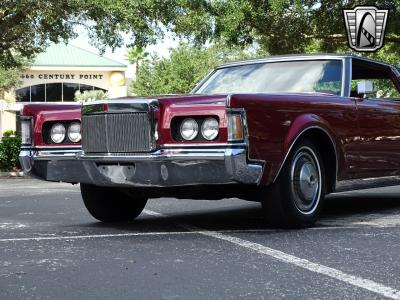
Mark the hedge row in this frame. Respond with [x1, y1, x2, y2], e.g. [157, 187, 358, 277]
[0, 131, 21, 171]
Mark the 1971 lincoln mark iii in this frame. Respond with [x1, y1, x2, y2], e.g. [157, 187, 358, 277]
[19, 54, 400, 227]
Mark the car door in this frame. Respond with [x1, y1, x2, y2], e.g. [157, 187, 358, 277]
[352, 61, 400, 178]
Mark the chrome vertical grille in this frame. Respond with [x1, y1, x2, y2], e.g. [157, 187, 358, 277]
[82, 113, 154, 153]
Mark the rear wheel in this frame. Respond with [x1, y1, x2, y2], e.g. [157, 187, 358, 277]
[262, 139, 325, 228]
[80, 184, 148, 222]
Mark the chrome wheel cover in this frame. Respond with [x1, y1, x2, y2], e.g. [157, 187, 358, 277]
[290, 146, 322, 215]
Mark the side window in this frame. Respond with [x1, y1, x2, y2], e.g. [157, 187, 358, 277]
[351, 59, 400, 100]
[314, 81, 342, 96]
[350, 78, 400, 99]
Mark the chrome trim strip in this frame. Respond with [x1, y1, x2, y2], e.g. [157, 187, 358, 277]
[77, 148, 235, 162]
[23, 145, 82, 150]
[335, 176, 400, 193]
[340, 58, 348, 97]
[272, 126, 338, 186]
[226, 94, 232, 108]
[160, 143, 247, 148]
[32, 148, 244, 162]
[191, 70, 215, 94]
[82, 99, 159, 115]
[84, 99, 158, 106]
[345, 57, 352, 98]
[216, 54, 396, 70]
[217, 55, 346, 69]
[34, 149, 82, 157]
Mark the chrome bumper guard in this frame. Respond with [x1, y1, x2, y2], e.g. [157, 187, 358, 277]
[19, 147, 264, 187]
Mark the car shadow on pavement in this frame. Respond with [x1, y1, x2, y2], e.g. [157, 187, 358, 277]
[323, 191, 400, 219]
[76, 189, 400, 232]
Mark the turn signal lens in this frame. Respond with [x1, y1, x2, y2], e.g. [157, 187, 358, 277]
[50, 123, 66, 144]
[21, 117, 32, 145]
[228, 114, 244, 141]
[154, 121, 159, 141]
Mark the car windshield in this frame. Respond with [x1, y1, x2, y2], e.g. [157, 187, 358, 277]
[194, 60, 343, 96]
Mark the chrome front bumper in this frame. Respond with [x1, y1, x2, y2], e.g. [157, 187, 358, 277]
[19, 147, 264, 187]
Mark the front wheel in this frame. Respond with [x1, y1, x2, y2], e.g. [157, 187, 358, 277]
[80, 184, 148, 222]
[262, 139, 325, 228]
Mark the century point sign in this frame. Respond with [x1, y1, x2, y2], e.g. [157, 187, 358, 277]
[20, 73, 105, 80]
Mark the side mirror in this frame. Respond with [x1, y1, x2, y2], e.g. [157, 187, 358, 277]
[357, 81, 374, 97]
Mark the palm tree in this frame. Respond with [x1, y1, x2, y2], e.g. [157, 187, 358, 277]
[125, 46, 149, 75]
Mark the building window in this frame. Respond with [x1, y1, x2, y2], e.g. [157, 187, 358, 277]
[46, 83, 63, 102]
[16, 87, 30, 102]
[80, 84, 95, 93]
[63, 83, 80, 101]
[31, 84, 45, 102]
[16, 83, 107, 102]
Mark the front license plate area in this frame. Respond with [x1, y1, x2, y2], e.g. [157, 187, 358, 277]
[97, 164, 136, 184]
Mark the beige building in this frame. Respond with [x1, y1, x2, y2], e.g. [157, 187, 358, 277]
[0, 43, 128, 137]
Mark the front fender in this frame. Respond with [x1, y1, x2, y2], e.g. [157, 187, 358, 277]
[284, 114, 335, 152]
[273, 114, 344, 184]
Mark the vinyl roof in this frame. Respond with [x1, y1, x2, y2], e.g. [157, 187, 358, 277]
[32, 43, 127, 68]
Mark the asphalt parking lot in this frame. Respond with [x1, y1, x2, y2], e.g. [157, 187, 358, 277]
[1, 178, 400, 299]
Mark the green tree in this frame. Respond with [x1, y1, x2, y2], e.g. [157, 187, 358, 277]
[0, 57, 27, 100]
[2, 1, 400, 69]
[0, 66, 22, 99]
[0, 0, 210, 68]
[125, 46, 149, 74]
[131, 43, 257, 96]
[197, 0, 400, 56]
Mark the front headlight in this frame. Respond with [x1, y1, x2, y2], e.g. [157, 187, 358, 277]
[67, 122, 81, 143]
[180, 118, 198, 141]
[201, 117, 219, 140]
[50, 123, 66, 144]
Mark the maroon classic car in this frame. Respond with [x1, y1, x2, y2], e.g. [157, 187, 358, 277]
[19, 54, 400, 227]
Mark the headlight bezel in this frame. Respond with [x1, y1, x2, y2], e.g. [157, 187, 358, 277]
[43, 121, 82, 145]
[171, 116, 221, 142]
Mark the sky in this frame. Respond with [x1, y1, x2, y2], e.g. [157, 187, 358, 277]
[69, 27, 180, 78]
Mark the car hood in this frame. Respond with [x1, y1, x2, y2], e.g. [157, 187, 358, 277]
[114, 94, 229, 107]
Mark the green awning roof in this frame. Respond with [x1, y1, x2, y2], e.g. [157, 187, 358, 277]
[32, 43, 127, 68]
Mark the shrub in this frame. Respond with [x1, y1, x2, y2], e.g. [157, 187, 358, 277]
[74, 90, 108, 103]
[2, 130, 16, 137]
[0, 133, 21, 171]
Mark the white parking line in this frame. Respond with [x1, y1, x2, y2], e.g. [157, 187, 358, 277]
[0, 225, 396, 243]
[0, 226, 387, 243]
[143, 209, 400, 300]
[0, 231, 194, 242]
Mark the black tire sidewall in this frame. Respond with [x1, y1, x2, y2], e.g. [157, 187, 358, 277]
[80, 184, 148, 222]
[264, 139, 326, 227]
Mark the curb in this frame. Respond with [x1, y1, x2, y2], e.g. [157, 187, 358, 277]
[0, 171, 25, 178]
